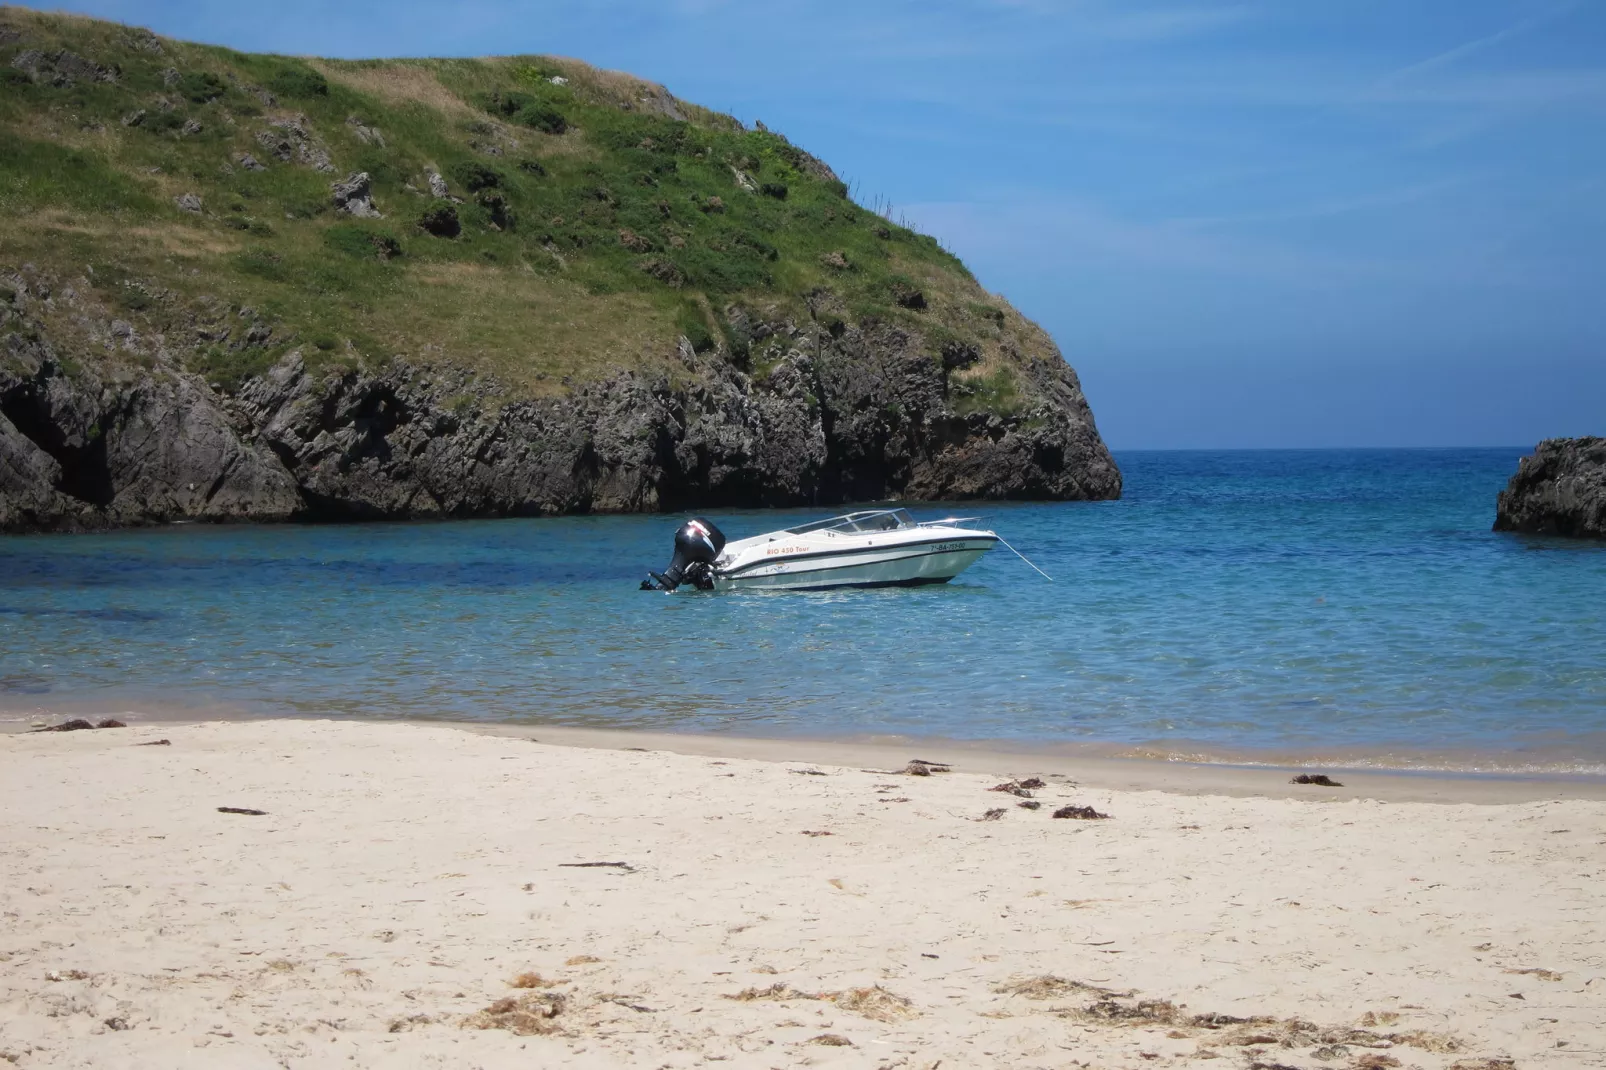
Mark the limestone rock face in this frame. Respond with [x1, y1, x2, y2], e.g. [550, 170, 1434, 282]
[0, 278, 1119, 534]
[1494, 438, 1606, 540]
[330, 172, 380, 218]
[0, 335, 303, 531]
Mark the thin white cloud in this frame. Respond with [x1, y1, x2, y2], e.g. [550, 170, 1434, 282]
[1378, 1, 1581, 86]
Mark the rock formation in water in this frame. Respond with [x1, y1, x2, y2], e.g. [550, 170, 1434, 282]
[1493, 438, 1606, 540]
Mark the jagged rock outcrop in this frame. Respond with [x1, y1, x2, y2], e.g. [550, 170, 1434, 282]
[1494, 438, 1606, 540]
[330, 172, 380, 218]
[0, 337, 303, 532]
[9, 48, 118, 86]
[0, 275, 1118, 533]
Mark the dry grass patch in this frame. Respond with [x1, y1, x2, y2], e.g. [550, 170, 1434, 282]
[387, 263, 677, 393]
[313, 61, 478, 120]
[14, 211, 242, 259]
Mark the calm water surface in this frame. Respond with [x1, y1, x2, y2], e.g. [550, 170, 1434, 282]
[3, 448, 1604, 772]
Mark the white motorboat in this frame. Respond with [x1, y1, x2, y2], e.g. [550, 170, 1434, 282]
[642, 509, 999, 592]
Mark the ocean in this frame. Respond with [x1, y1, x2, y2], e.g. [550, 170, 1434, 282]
[3, 447, 1603, 774]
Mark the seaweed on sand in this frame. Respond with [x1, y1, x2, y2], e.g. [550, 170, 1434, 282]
[829, 985, 917, 1022]
[1053, 805, 1111, 820]
[462, 992, 565, 1035]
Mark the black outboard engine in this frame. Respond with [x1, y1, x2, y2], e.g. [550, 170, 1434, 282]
[641, 517, 727, 591]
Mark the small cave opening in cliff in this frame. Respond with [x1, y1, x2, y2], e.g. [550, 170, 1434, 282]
[0, 388, 116, 507]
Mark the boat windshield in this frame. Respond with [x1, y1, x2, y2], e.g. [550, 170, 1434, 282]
[785, 509, 916, 535]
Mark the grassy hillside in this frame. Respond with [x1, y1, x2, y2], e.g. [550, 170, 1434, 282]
[0, 6, 1043, 410]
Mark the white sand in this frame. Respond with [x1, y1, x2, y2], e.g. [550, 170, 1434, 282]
[1, 719, 1602, 1069]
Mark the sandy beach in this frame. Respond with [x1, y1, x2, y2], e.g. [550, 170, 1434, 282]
[2, 719, 1603, 1069]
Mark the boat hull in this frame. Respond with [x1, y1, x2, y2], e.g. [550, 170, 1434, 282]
[714, 538, 996, 592]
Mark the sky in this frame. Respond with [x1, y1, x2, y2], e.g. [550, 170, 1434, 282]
[45, 0, 1606, 449]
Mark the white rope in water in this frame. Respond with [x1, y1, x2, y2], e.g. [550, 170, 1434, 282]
[996, 535, 1054, 582]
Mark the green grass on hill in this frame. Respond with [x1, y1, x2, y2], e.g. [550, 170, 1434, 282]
[0, 6, 1049, 404]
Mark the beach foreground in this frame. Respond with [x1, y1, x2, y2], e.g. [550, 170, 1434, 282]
[1, 721, 1602, 1069]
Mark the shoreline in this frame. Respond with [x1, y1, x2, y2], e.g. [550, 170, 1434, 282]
[6, 706, 1606, 802]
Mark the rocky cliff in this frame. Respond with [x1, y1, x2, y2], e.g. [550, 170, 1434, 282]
[0, 8, 1118, 533]
[0, 268, 1117, 531]
[1493, 438, 1606, 540]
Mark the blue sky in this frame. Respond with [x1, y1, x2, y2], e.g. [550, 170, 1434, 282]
[48, 0, 1606, 448]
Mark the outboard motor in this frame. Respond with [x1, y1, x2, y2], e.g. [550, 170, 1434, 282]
[642, 517, 726, 591]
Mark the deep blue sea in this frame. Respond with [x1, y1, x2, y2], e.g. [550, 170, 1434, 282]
[3, 448, 1604, 773]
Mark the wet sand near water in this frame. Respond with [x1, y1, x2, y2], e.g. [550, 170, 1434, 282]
[5, 710, 1606, 803]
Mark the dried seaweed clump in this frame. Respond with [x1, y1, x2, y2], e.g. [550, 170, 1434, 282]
[809, 1033, 853, 1046]
[1053, 805, 1111, 820]
[462, 992, 565, 1035]
[999, 983, 1481, 1069]
[828, 985, 918, 1022]
[995, 975, 1125, 1001]
[1080, 998, 1185, 1025]
[510, 971, 561, 989]
[725, 982, 818, 1002]
[1353, 1055, 1401, 1070]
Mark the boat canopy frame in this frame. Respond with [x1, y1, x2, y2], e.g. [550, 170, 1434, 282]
[784, 508, 918, 536]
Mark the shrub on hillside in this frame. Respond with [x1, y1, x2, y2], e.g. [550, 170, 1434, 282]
[889, 277, 926, 311]
[476, 189, 513, 230]
[452, 161, 503, 193]
[675, 308, 716, 353]
[269, 64, 328, 99]
[515, 101, 566, 135]
[479, 90, 566, 135]
[418, 201, 460, 238]
[179, 71, 224, 103]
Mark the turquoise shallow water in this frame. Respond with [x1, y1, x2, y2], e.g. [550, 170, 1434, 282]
[3, 448, 1604, 772]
